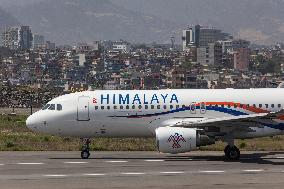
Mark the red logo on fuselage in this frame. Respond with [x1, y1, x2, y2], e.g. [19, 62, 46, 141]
[93, 98, 97, 104]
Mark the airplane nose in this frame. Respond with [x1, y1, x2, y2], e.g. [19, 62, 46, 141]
[26, 114, 38, 131]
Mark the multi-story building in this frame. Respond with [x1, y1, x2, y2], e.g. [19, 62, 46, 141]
[199, 26, 230, 47]
[197, 42, 222, 66]
[182, 25, 200, 51]
[20, 26, 33, 50]
[233, 48, 250, 71]
[2, 27, 21, 50]
[33, 34, 45, 49]
[2, 26, 33, 50]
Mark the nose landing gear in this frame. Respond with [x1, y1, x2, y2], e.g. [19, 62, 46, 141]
[81, 138, 91, 159]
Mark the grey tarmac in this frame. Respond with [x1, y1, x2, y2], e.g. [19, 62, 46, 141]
[0, 151, 284, 189]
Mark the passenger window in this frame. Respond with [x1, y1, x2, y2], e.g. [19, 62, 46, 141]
[57, 104, 62, 111]
[101, 106, 104, 110]
[42, 104, 50, 110]
[265, 104, 269, 108]
[120, 105, 123, 110]
[271, 104, 275, 108]
[139, 105, 142, 109]
[259, 104, 262, 108]
[176, 105, 180, 109]
[240, 104, 243, 108]
[157, 105, 161, 109]
[253, 104, 256, 108]
[227, 104, 231, 108]
[234, 104, 237, 108]
[216, 104, 219, 108]
[151, 105, 155, 109]
[95, 106, 99, 110]
[221, 104, 225, 108]
[107, 106, 110, 110]
[163, 105, 167, 109]
[182, 105, 186, 109]
[246, 104, 250, 108]
[145, 105, 149, 109]
[126, 105, 130, 110]
[48, 104, 55, 110]
[170, 105, 174, 109]
[278, 104, 281, 108]
[114, 106, 117, 110]
[132, 105, 135, 109]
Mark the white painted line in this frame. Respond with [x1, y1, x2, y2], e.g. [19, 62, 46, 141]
[0, 164, 4, 166]
[199, 170, 225, 173]
[44, 174, 67, 177]
[83, 173, 106, 176]
[121, 172, 145, 175]
[160, 171, 185, 174]
[243, 169, 264, 172]
[276, 157, 284, 159]
[17, 163, 45, 165]
[145, 160, 165, 162]
[64, 162, 88, 164]
[106, 161, 128, 163]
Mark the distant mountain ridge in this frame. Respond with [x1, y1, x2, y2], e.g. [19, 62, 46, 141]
[7, 0, 179, 45]
[3, 0, 284, 45]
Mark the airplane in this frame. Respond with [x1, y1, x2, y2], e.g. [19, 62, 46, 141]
[26, 88, 284, 160]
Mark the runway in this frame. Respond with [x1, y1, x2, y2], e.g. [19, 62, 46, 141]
[0, 151, 284, 189]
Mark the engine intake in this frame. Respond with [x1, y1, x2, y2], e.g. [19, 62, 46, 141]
[155, 127, 215, 154]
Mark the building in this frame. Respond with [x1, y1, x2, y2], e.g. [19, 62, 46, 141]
[233, 48, 249, 71]
[182, 25, 200, 51]
[19, 26, 33, 50]
[199, 26, 230, 47]
[197, 42, 222, 66]
[33, 34, 45, 49]
[2, 26, 33, 50]
[112, 41, 131, 53]
[220, 39, 250, 54]
[2, 27, 21, 50]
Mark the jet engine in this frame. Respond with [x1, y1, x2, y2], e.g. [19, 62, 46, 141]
[155, 127, 215, 154]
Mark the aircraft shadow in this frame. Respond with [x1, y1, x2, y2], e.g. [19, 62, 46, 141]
[49, 151, 284, 165]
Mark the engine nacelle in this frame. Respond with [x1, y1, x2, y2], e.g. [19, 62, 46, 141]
[155, 127, 215, 154]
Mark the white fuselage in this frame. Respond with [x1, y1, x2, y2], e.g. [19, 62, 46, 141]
[26, 89, 284, 139]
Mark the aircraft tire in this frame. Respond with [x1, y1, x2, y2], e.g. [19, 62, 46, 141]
[225, 146, 240, 161]
[81, 150, 90, 159]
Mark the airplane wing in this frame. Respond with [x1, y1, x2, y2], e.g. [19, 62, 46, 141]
[169, 109, 284, 128]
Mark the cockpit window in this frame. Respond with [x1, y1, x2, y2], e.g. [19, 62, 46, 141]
[42, 104, 50, 110]
[57, 104, 63, 111]
[48, 104, 56, 110]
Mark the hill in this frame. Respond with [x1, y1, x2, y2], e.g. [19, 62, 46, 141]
[9, 0, 178, 44]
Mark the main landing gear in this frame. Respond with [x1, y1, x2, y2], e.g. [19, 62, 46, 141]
[81, 138, 91, 159]
[224, 145, 240, 161]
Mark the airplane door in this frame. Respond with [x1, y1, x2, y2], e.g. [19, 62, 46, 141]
[200, 102, 206, 114]
[77, 96, 90, 121]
